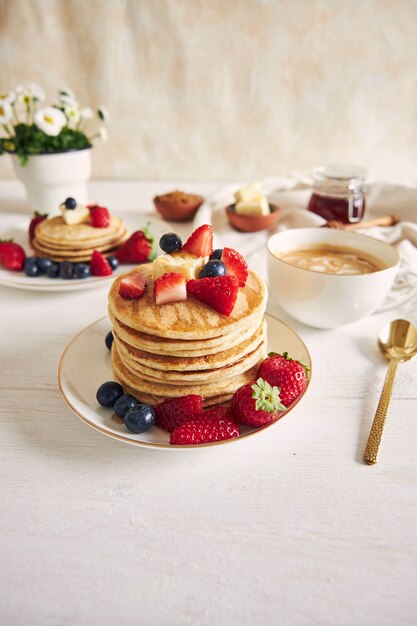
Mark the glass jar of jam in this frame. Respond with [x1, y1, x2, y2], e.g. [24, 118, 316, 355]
[307, 165, 367, 223]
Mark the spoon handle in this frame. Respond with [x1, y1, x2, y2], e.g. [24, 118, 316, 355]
[364, 359, 398, 465]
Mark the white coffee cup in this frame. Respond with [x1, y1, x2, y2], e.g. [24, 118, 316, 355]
[267, 228, 417, 329]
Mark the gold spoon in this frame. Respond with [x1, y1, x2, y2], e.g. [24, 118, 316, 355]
[364, 319, 417, 465]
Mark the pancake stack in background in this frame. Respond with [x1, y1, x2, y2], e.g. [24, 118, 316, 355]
[32, 215, 129, 262]
[108, 264, 268, 407]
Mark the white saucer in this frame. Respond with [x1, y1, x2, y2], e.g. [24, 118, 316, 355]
[58, 314, 312, 449]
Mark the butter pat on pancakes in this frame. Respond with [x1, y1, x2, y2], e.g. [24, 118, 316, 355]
[278, 245, 386, 275]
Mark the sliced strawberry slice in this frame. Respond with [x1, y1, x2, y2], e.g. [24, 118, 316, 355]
[182, 224, 213, 257]
[154, 272, 187, 305]
[221, 247, 248, 287]
[186, 275, 238, 316]
[119, 273, 147, 300]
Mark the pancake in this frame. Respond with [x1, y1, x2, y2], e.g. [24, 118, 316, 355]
[109, 266, 267, 340]
[32, 232, 129, 262]
[112, 319, 266, 371]
[111, 343, 262, 399]
[35, 215, 124, 244]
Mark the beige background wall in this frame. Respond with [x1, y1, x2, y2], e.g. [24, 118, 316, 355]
[1, 0, 417, 182]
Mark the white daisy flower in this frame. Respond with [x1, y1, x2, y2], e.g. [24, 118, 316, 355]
[16, 83, 45, 103]
[80, 107, 94, 119]
[34, 106, 66, 136]
[0, 91, 16, 104]
[98, 126, 108, 142]
[97, 106, 110, 123]
[0, 101, 13, 123]
[59, 87, 75, 100]
[64, 105, 81, 124]
[58, 93, 79, 108]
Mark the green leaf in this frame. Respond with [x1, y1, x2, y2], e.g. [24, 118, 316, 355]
[251, 377, 286, 413]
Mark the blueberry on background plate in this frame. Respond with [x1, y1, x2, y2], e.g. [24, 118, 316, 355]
[37, 257, 53, 274]
[96, 381, 124, 408]
[46, 262, 60, 278]
[73, 263, 90, 279]
[124, 403, 155, 433]
[199, 259, 226, 278]
[105, 331, 114, 350]
[107, 256, 119, 270]
[64, 197, 77, 210]
[59, 261, 73, 279]
[159, 233, 182, 254]
[114, 394, 139, 418]
[210, 248, 223, 260]
[24, 257, 40, 277]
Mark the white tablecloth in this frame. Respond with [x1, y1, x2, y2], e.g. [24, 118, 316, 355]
[1, 180, 416, 626]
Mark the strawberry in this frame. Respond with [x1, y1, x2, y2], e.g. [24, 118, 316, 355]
[258, 352, 309, 407]
[202, 406, 230, 421]
[170, 414, 240, 445]
[230, 378, 286, 427]
[221, 247, 248, 287]
[182, 224, 213, 257]
[89, 204, 110, 228]
[154, 272, 187, 305]
[115, 228, 153, 264]
[119, 273, 147, 299]
[0, 240, 26, 271]
[90, 250, 113, 276]
[186, 275, 238, 316]
[154, 394, 203, 432]
[28, 211, 48, 243]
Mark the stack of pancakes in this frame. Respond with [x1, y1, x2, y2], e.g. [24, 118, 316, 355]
[32, 215, 129, 262]
[108, 265, 268, 406]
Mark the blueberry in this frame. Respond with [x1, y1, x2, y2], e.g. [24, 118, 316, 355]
[107, 255, 119, 270]
[96, 381, 124, 408]
[210, 248, 223, 260]
[105, 331, 114, 350]
[64, 197, 77, 210]
[24, 257, 40, 277]
[37, 257, 53, 274]
[59, 261, 73, 279]
[159, 233, 182, 254]
[114, 394, 139, 418]
[73, 263, 90, 279]
[45, 262, 59, 278]
[199, 259, 226, 278]
[124, 403, 155, 433]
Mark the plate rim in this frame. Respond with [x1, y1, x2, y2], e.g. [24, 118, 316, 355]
[57, 313, 312, 449]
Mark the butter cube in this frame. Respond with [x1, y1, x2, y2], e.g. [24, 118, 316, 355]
[235, 196, 270, 216]
[234, 182, 263, 203]
[62, 205, 90, 225]
[153, 253, 208, 282]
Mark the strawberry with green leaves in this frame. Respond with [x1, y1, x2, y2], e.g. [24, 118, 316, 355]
[116, 223, 156, 264]
[258, 352, 309, 407]
[231, 378, 286, 427]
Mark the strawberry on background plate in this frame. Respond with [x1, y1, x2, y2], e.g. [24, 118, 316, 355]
[88, 204, 110, 228]
[182, 224, 213, 257]
[258, 352, 309, 407]
[230, 378, 286, 427]
[154, 272, 187, 305]
[170, 413, 240, 445]
[90, 250, 113, 276]
[221, 247, 248, 287]
[28, 212, 48, 243]
[187, 275, 238, 316]
[0, 240, 26, 271]
[119, 272, 147, 300]
[115, 225, 154, 264]
[155, 394, 203, 432]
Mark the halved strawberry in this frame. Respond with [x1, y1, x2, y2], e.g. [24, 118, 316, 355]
[182, 224, 213, 257]
[186, 275, 238, 316]
[154, 272, 187, 305]
[90, 250, 113, 276]
[170, 414, 240, 445]
[119, 273, 147, 300]
[221, 247, 248, 287]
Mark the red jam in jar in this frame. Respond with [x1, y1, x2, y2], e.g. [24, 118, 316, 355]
[307, 165, 367, 224]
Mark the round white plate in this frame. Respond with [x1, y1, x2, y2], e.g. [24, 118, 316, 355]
[58, 314, 312, 449]
[0, 217, 165, 291]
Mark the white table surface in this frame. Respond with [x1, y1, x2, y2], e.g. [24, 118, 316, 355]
[1, 180, 416, 626]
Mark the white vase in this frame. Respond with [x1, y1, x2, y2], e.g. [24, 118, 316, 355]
[12, 148, 92, 214]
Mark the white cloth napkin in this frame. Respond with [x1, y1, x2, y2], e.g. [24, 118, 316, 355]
[193, 176, 417, 307]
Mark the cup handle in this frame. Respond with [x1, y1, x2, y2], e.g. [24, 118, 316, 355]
[375, 268, 417, 313]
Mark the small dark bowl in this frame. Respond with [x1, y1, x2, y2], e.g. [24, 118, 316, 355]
[226, 203, 281, 232]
